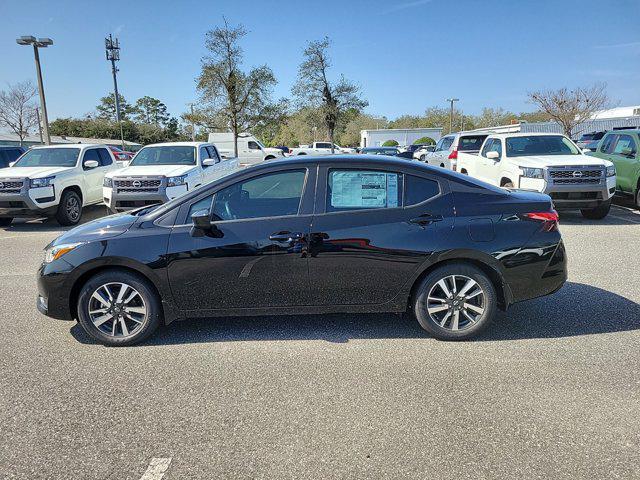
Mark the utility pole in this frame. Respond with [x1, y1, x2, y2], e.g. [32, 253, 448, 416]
[16, 36, 52, 145]
[35, 107, 43, 144]
[446, 98, 459, 134]
[190, 104, 196, 141]
[105, 34, 125, 150]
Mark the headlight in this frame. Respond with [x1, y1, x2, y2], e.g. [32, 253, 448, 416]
[44, 242, 82, 263]
[167, 175, 186, 187]
[606, 165, 616, 177]
[30, 176, 55, 188]
[103, 177, 113, 188]
[520, 167, 544, 179]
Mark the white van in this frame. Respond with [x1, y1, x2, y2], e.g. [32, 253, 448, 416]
[208, 132, 284, 167]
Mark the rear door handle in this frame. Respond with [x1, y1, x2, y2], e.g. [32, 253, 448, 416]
[269, 231, 304, 242]
[409, 214, 444, 226]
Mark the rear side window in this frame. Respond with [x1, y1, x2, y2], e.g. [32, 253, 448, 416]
[316, 142, 332, 149]
[599, 134, 617, 154]
[458, 136, 487, 151]
[327, 170, 401, 212]
[97, 149, 113, 166]
[404, 175, 440, 206]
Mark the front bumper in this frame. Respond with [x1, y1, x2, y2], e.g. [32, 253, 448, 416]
[0, 179, 58, 217]
[37, 260, 75, 320]
[519, 168, 615, 209]
[103, 178, 187, 212]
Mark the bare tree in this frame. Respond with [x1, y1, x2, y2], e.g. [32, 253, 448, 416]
[293, 37, 367, 153]
[0, 81, 39, 145]
[528, 83, 609, 137]
[197, 19, 276, 157]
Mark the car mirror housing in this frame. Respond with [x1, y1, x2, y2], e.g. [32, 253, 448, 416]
[486, 151, 500, 160]
[202, 158, 216, 166]
[84, 160, 99, 169]
[190, 210, 223, 238]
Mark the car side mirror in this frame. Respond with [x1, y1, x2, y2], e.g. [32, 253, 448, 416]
[620, 147, 633, 157]
[486, 151, 500, 160]
[9, 161, 16, 167]
[190, 210, 223, 238]
[582, 148, 592, 154]
[84, 160, 99, 169]
[202, 158, 216, 166]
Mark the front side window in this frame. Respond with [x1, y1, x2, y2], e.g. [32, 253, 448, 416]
[599, 134, 617, 154]
[505, 135, 579, 157]
[437, 137, 454, 152]
[211, 169, 306, 221]
[316, 142, 332, 149]
[130, 146, 196, 166]
[83, 149, 101, 168]
[327, 170, 401, 212]
[247, 141, 261, 150]
[13, 148, 79, 168]
[205, 146, 220, 162]
[481, 139, 495, 157]
[612, 134, 637, 157]
[188, 194, 214, 220]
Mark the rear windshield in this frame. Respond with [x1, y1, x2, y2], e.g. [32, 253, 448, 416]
[130, 146, 196, 166]
[13, 148, 79, 168]
[505, 135, 580, 157]
[458, 135, 488, 151]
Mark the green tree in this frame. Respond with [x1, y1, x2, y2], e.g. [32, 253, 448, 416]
[293, 37, 367, 153]
[414, 136, 436, 145]
[197, 19, 277, 157]
[133, 96, 170, 126]
[337, 112, 387, 146]
[96, 94, 134, 121]
[382, 140, 398, 146]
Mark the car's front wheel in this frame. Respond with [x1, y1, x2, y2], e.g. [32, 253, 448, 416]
[56, 190, 82, 226]
[413, 263, 497, 340]
[77, 269, 163, 346]
[580, 199, 611, 220]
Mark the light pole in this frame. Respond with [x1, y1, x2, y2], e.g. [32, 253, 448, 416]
[105, 34, 125, 150]
[446, 98, 459, 134]
[16, 36, 53, 145]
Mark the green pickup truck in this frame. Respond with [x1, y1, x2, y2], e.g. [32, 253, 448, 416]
[589, 130, 640, 208]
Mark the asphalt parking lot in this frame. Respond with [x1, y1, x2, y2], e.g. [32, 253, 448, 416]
[0, 203, 639, 479]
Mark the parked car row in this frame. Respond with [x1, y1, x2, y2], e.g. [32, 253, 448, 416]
[0, 142, 239, 226]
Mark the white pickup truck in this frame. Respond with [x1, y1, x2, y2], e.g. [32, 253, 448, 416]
[208, 132, 284, 167]
[456, 132, 617, 219]
[103, 142, 238, 213]
[0, 144, 120, 226]
[289, 142, 355, 156]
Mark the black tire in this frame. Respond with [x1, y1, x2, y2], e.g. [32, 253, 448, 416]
[77, 269, 163, 346]
[635, 189, 640, 210]
[580, 199, 611, 220]
[0, 217, 13, 227]
[264, 156, 275, 161]
[420, 155, 426, 161]
[502, 181, 514, 188]
[55, 189, 82, 226]
[413, 263, 497, 341]
[297, 152, 306, 156]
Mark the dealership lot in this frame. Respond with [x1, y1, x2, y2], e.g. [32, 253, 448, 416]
[0, 204, 639, 479]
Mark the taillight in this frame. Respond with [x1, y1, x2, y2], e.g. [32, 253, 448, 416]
[524, 210, 559, 231]
[288, 148, 293, 154]
[448, 148, 458, 160]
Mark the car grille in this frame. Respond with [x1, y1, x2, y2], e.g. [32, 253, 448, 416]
[114, 177, 162, 193]
[0, 180, 24, 194]
[549, 168, 603, 185]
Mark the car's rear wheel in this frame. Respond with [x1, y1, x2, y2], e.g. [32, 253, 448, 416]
[77, 269, 163, 346]
[420, 155, 426, 161]
[56, 190, 82, 226]
[0, 217, 12, 227]
[413, 264, 497, 340]
[635, 189, 640, 210]
[580, 199, 611, 220]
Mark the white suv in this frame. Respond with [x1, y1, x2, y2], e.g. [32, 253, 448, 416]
[103, 142, 239, 213]
[423, 133, 488, 170]
[0, 144, 119, 226]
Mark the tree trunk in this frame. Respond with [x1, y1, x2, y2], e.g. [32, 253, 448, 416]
[329, 127, 335, 154]
[233, 125, 239, 158]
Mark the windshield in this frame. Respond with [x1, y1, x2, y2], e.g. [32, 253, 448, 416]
[13, 148, 79, 168]
[505, 135, 580, 157]
[130, 146, 196, 166]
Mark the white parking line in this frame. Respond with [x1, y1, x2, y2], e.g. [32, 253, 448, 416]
[0, 232, 60, 241]
[139, 457, 172, 480]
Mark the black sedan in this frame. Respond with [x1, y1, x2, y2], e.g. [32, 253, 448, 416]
[37, 156, 567, 346]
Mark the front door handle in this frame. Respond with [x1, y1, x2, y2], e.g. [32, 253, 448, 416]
[269, 231, 304, 242]
[409, 214, 444, 226]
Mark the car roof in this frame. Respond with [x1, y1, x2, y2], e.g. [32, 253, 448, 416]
[142, 141, 212, 147]
[489, 132, 568, 139]
[29, 143, 102, 150]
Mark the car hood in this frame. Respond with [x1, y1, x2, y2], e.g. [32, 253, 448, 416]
[512, 154, 609, 168]
[0, 166, 74, 179]
[107, 164, 196, 178]
[51, 211, 139, 246]
[263, 147, 284, 156]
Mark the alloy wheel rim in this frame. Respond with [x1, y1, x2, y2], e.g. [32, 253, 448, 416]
[426, 275, 485, 331]
[66, 196, 80, 221]
[88, 282, 147, 338]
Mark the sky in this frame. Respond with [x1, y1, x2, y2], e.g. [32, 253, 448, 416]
[1, 0, 639, 123]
